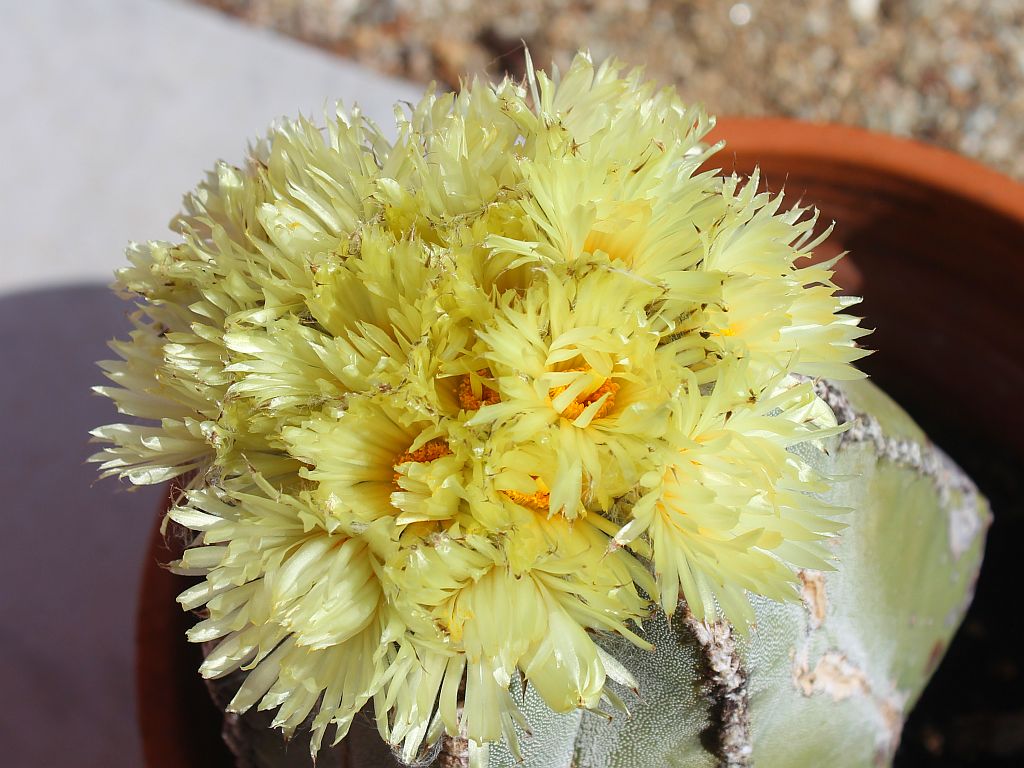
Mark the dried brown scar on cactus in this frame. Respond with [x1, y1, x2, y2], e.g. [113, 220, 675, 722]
[799, 570, 828, 630]
[793, 650, 906, 763]
[795, 651, 869, 700]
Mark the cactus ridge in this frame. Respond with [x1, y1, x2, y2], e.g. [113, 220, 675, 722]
[809, 378, 986, 558]
[681, 611, 751, 767]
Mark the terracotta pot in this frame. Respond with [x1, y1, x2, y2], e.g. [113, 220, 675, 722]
[136, 119, 1024, 767]
[704, 118, 1024, 466]
[137, 495, 234, 768]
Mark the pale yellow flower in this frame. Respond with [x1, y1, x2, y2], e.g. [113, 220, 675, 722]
[467, 268, 674, 518]
[169, 478, 394, 754]
[284, 397, 466, 529]
[92, 50, 869, 759]
[615, 362, 845, 625]
[385, 507, 652, 756]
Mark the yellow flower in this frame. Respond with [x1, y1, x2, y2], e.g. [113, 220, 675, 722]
[615, 363, 845, 625]
[169, 478, 394, 754]
[385, 507, 652, 756]
[284, 397, 466, 529]
[695, 172, 872, 382]
[467, 269, 674, 518]
[92, 50, 869, 759]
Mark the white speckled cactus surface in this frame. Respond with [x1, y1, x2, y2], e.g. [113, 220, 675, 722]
[93, 52, 987, 768]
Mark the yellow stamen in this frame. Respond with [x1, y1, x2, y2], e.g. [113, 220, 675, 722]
[457, 369, 500, 410]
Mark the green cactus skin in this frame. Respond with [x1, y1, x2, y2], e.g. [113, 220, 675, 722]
[206, 378, 989, 768]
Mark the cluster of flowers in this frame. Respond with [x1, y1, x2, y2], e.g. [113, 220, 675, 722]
[93, 54, 867, 762]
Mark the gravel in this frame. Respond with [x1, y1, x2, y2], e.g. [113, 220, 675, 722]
[194, 0, 1024, 180]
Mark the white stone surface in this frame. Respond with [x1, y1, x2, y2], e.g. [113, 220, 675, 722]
[0, 0, 421, 295]
[0, 2, 420, 767]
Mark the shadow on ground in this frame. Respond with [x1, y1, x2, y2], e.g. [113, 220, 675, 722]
[0, 284, 161, 768]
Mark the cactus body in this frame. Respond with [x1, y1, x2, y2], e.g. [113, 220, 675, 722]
[209, 378, 988, 768]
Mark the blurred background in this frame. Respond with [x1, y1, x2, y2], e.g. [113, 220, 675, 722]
[1, 1, 1020, 766]
[199, 0, 1024, 179]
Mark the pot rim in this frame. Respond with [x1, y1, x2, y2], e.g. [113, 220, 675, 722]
[709, 117, 1024, 225]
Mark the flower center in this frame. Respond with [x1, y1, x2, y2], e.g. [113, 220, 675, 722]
[549, 369, 619, 421]
[502, 477, 550, 511]
[393, 438, 452, 485]
[457, 369, 500, 410]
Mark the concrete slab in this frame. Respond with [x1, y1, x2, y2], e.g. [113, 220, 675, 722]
[0, 0, 422, 295]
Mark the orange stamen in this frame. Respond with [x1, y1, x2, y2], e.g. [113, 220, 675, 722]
[502, 487, 550, 512]
[457, 369, 500, 410]
[393, 438, 452, 486]
[501, 474, 552, 511]
[549, 369, 620, 421]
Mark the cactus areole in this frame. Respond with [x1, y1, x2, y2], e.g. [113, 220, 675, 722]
[95, 53, 988, 768]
